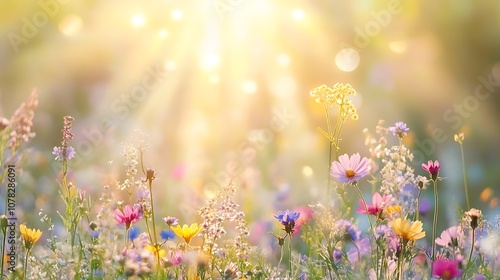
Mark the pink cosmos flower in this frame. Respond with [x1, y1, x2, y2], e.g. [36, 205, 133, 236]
[357, 192, 392, 216]
[422, 160, 440, 181]
[114, 205, 142, 230]
[432, 259, 461, 279]
[435, 226, 464, 248]
[169, 250, 183, 266]
[330, 153, 370, 183]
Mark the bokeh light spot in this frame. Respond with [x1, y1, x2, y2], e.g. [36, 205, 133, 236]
[389, 41, 408, 53]
[242, 80, 257, 94]
[277, 53, 290, 67]
[335, 48, 360, 72]
[200, 53, 220, 71]
[209, 74, 220, 84]
[171, 9, 184, 20]
[131, 13, 146, 27]
[59, 15, 83, 36]
[292, 9, 304, 21]
[158, 29, 169, 39]
[480, 187, 492, 202]
[302, 166, 313, 177]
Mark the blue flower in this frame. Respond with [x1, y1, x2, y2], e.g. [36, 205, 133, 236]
[388, 121, 409, 138]
[274, 209, 300, 234]
[160, 229, 175, 240]
[335, 219, 361, 241]
[89, 229, 99, 238]
[128, 226, 140, 240]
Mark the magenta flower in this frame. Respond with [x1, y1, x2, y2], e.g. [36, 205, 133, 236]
[432, 259, 461, 279]
[422, 160, 440, 181]
[330, 153, 370, 183]
[114, 205, 142, 230]
[357, 192, 392, 216]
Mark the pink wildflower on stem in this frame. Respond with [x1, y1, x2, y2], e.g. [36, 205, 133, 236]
[114, 205, 142, 230]
[356, 192, 392, 218]
[330, 153, 370, 183]
[422, 160, 440, 181]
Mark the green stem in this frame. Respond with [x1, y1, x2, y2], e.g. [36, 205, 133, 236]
[23, 250, 30, 279]
[467, 228, 475, 270]
[397, 240, 405, 280]
[415, 189, 422, 222]
[288, 234, 292, 277]
[353, 183, 374, 231]
[460, 143, 470, 210]
[431, 180, 438, 261]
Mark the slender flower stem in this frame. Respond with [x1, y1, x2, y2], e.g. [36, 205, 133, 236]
[278, 244, 284, 269]
[353, 183, 374, 231]
[288, 234, 293, 277]
[431, 180, 438, 261]
[467, 228, 476, 269]
[415, 189, 422, 221]
[24, 250, 30, 279]
[459, 143, 470, 210]
[397, 240, 405, 280]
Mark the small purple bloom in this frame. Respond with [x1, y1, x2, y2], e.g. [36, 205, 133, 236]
[388, 122, 409, 138]
[89, 229, 99, 238]
[162, 216, 179, 227]
[274, 209, 300, 234]
[333, 249, 343, 263]
[160, 229, 175, 240]
[52, 146, 76, 161]
[335, 219, 361, 241]
[347, 238, 371, 264]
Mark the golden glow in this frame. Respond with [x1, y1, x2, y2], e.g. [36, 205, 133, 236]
[59, 15, 83, 36]
[480, 187, 492, 202]
[130, 13, 146, 27]
[171, 9, 184, 20]
[200, 53, 220, 71]
[292, 9, 305, 21]
[158, 29, 169, 39]
[302, 165, 313, 177]
[242, 80, 257, 94]
[389, 41, 408, 53]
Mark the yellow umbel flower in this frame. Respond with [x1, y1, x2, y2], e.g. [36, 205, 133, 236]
[390, 218, 425, 241]
[172, 223, 202, 244]
[20, 224, 42, 251]
[145, 244, 166, 258]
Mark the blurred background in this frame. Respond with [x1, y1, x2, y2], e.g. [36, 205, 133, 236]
[1, 0, 500, 251]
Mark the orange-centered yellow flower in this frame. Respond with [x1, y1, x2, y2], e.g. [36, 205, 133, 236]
[172, 223, 202, 244]
[391, 218, 425, 241]
[20, 224, 42, 251]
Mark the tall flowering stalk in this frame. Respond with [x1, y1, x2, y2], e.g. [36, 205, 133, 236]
[310, 83, 359, 197]
[53, 116, 80, 255]
[422, 159, 440, 274]
[454, 133, 470, 210]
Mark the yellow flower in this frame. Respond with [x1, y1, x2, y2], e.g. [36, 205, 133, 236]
[145, 244, 166, 258]
[20, 224, 42, 251]
[172, 223, 202, 244]
[390, 218, 425, 241]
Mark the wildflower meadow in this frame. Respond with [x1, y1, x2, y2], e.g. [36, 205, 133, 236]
[1, 82, 499, 280]
[2, 2, 500, 280]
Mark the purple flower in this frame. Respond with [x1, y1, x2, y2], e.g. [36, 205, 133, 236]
[422, 160, 440, 181]
[374, 225, 399, 253]
[333, 249, 343, 263]
[432, 259, 461, 279]
[330, 153, 370, 183]
[52, 146, 76, 161]
[347, 238, 371, 264]
[162, 216, 179, 227]
[89, 229, 99, 238]
[335, 219, 361, 241]
[388, 122, 409, 138]
[274, 209, 300, 234]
